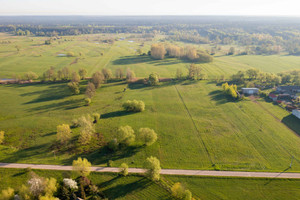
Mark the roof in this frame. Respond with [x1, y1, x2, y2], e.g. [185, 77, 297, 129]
[242, 88, 259, 90]
[269, 94, 277, 98]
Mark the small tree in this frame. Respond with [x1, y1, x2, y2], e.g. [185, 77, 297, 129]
[72, 157, 91, 177]
[126, 68, 136, 82]
[24, 71, 39, 81]
[28, 174, 46, 198]
[78, 68, 87, 80]
[68, 82, 80, 95]
[85, 82, 96, 98]
[84, 98, 91, 106]
[119, 163, 129, 176]
[138, 128, 157, 146]
[92, 113, 100, 123]
[0, 131, 4, 144]
[102, 68, 113, 80]
[228, 47, 235, 55]
[115, 68, 124, 79]
[92, 71, 104, 88]
[0, 187, 14, 200]
[148, 73, 159, 86]
[56, 124, 71, 144]
[71, 71, 80, 83]
[122, 100, 145, 112]
[145, 156, 161, 181]
[78, 115, 95, 145]
[176, 68, 183, 80]
[117, 125, 135, 146]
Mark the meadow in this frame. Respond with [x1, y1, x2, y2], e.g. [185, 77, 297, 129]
[0, 33, 300, 173]
[1, 168, 300, 200]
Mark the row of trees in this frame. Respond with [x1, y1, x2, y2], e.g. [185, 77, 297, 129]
[150, 43, 213, 63]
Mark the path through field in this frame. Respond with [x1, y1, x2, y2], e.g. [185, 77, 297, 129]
[1, 162, 300, 179]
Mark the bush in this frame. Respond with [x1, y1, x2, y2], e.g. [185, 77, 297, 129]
[92, 113, 100, 123]
[138, 128, 157, 146]
[148, 73, 159, 86]
[122, 100, 145, 112]
[119, 163, 129, 176]
[85, 98, 91, 106]
[117, 125, 135, 146]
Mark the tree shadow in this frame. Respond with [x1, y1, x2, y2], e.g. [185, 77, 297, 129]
[209, 90, 233, 105]
[101, 110, 135, 119]
[113, 55, 152, 65]
[282, 115, 300, 136]
[264, 167, 291, 185]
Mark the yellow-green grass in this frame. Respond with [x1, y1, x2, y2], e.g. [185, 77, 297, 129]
[165, 175, 300, 200]
[1, 33, 300, 79]
[0, 168, 173, 200]
[0, 80, 300, 172]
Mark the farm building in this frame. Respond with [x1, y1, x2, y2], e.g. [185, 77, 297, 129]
[242, 88, 259, 95]
[292, 109, 300, 119]
[269, 93, 278, 101]
[277, 86, 300, 94]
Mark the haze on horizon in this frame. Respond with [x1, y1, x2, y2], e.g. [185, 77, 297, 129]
[1, 0, 300, 16]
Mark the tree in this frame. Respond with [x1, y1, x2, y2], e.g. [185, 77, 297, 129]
[0, 131, 4, 144]
[24, 71, 38, 81]
[148, 73, 159, 86]
[108, 138, 119, 151]
[117, 125, 135, 146]
[176, 68, 184, 80]
[56, 124, 72, 144]
[28, 174, 46, 198]
[228, 47, 235, 55]
[145, 156, 161, 181]
[188, 63, 201, 80]
[119, 163, 129, 176]
[78, 68, 87, 80]
[63, 178, 78, 190]
[115, 68, 124, 79]
[62, 67, 71, 80]
[102, 68, 113, 80]
[171, 182, 192, 200]
[92, 113, 100, 123]
[78, 115, 95, 145]
[44, 178, 58, 196]
[138, 128, 157, 146]
[72, 157, 91, 177]
[122, 100, 145, 112]
[85, 82, 96, 98]
[151, 43, 166, 60]
[0, 187, 14, 200]
[71, 71, 80, 83]
[84, 98, 91, 106]
[92, 71, 104, 88]
[68, 82, 80, 95]
[126, 68, 136, 82]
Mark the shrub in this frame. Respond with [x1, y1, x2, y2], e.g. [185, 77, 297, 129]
[72, 157, 91, 177]
[119, 163, 129, 176]
[92, 113, 100, 123]
[117, 125, 135, 146]
[107, 160, 114, 167]
[145, 156, 161, 181]
[138, 128, 157, 146]
[56, 124, 72, 144]
[85, 98, 91, 106]
[68, 82, 80, 95]
[148, 73, 159, 86]
[122, 100, 145, 112]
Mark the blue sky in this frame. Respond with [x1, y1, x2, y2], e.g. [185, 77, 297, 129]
[0, 0, 300, 16]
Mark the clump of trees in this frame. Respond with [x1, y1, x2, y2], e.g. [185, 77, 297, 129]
[171, 182, 192, 200]
[148, 73, 159, 85]
[122, 100, 145, 112]
[150, 43, 213, 63]
[145, 156, 161, 181]
[222, 82, 238, 99]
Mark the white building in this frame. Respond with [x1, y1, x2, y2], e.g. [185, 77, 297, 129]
[292, 109, 300, 119]
[242, 88, 259, 95]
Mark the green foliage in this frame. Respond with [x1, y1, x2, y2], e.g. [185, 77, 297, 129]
[56, 124, 71, 144]
[222, 82, 238, 99]
[119, 163, 129, 176]
[84, 97, 91, 106]
[92, 113, 100, 123]
[0, 187, 14, 200]
[122, 100, 145, 112]
[171, 182, 192, 200]
[117, 125, 135, 146]
[148, 73, 160, 86]
[72, 157, 91, 177]
[145, 156, 161, 181]
[138, 128, 158, 146]
[67, 82, 80, 95]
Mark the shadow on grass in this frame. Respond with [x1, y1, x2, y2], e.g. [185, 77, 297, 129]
[101, 178, 153, 199]
[113, 55, 152, 65]
[282, 115, 300, 136]
[101, 110, 135, 119]
[209, 90, 234, 105]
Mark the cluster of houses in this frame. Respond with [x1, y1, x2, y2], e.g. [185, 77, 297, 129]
[241, 86, 300, 120]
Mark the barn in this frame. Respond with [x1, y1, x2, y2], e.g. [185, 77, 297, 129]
[242, 88, 259, 95]
[292, 109, 300, 120]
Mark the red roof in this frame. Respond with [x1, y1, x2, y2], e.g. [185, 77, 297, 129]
[269, 94, 277, 98]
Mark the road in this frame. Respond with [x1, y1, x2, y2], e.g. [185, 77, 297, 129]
[1, 163, 300, 179]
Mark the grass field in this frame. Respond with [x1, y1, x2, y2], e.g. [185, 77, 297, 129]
[1, 168, 300, 200]
[1, 33, 300, 79]
[1, 80, 300, 172]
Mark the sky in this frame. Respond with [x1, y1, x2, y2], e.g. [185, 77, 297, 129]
[1, 0, 300, 16]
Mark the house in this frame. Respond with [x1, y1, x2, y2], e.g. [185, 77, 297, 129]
[292, 109, 300, 119]
[268, 93, 278, 101]
[242, 88, 259, 95]
[277, 86, 300, 94]
[277, 94, 291, 103]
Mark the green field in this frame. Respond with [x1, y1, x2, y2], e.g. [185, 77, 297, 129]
[1, 168, 300, 200]
[1, 33, 300, 173]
